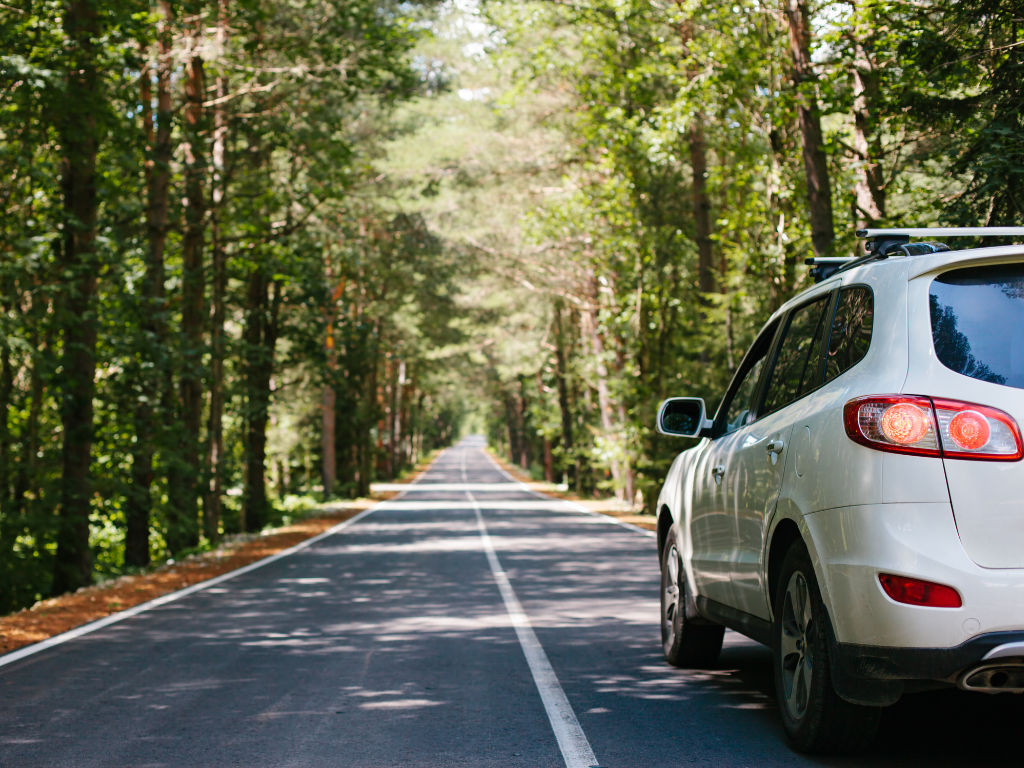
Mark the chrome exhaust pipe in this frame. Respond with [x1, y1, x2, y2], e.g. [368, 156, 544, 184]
[958, 662, 1024, 694]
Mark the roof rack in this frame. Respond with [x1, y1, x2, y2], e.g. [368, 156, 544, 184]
[806, 227, 1024, 283]
[856, 227, 1024, 238]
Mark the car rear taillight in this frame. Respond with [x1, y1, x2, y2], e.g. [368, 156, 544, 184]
[878, 573, 962, 608]
[932, 398, 1023, 460]
[843, 395, 940, 457]
[844, 395, 1022, 461]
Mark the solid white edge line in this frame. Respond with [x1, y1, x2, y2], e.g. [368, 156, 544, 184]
[460, 448, 599, 768]
[478, 447, 656, 539]
[0, 455, 442, 670]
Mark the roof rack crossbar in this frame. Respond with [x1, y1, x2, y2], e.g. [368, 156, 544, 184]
[857, 227, 1024, 238]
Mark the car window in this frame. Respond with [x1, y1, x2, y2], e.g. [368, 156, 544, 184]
[718, 320, 778, 436]
[761, 295, 832, 416]
[724, 357, 766, 434]
[930, 263, 1024, 389]
[824, 286, 873, 384]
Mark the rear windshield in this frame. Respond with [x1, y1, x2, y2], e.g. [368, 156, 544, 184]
[930, 263, 1024, 389]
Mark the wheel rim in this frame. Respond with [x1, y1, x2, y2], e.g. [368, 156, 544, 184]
[662, 543, 682, 643]
[780, 570, 815, 720]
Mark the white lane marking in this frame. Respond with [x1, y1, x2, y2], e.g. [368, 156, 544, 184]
[371, 482, 544, 492]
[368, 501, 579, 511]
[461, 448, 600, 768]
[478, 447, 656, 539]
[0, 461, 438, 670]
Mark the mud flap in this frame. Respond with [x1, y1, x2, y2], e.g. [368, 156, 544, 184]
[824, 607, 904, 707]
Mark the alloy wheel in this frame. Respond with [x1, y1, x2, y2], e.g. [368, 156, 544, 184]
[780, 570, 815, 720]
[662, 543, 681, 643]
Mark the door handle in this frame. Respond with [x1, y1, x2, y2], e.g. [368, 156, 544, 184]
[766, 439, 785, 455]
[711, 465, 725, 485]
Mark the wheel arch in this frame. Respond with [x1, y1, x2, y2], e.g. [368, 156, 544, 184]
[766, 518, 802, 613]
[657, 505, 673, 565]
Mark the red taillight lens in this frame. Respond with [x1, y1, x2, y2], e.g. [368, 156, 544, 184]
[932, 398, 1023, 461]
[844, 395, 1022, 461]
[947, 410, 990, 450]
[881, 403, 930, 445]
[843, 395, 940, 457]
[879, 573, 962, 608]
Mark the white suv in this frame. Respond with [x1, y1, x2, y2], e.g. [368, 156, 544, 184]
[654, 228, 1024, 754]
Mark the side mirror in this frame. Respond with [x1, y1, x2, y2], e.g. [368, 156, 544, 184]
[656, 397, 712, 438]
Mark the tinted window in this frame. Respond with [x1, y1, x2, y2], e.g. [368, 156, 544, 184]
[824, 287, 873, 384]
[930, 263, 1024, 388]
[761, 295, 831, 415]
[719, 320, 778, 435]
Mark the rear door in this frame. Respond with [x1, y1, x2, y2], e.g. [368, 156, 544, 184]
[905, 260, 1024, 568]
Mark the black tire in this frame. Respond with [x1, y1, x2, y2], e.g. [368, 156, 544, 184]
[660, 527, 724, 667]
[773, 539, 880, 754]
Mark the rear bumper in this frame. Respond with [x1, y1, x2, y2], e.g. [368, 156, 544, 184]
[804, 502, 1024, 705]
[837, 630, 1024, 682]
[804, 502, 1024, 649]
[826, 627, 1024, 706]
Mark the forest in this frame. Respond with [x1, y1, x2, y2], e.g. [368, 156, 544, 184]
[0, 0, 1020, 612]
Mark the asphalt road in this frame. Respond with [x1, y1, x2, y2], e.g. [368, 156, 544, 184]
[3, 437, 1024, 767]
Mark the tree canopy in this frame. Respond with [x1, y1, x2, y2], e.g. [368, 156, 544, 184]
[0, 0, 1017, 611]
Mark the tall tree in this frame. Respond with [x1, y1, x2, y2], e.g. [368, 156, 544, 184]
[51, 0, 104, 594]
[785, 0, 835, 256]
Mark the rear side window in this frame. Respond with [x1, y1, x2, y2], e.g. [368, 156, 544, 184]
[824, 287, 873, 384]
[761, 295, 832, 416]
[930, 263, 1024, 388]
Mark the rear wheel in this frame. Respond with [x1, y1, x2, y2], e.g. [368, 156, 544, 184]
[660, 527, 724, 667]
[773, 540, 880, 754]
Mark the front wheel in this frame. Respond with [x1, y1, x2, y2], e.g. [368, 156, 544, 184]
[660, 527, 724, 667]
[773, 540, 880, 754]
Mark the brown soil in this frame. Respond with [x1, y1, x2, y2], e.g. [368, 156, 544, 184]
[0, 504, 380, 656]
[485, 450, 657, 532]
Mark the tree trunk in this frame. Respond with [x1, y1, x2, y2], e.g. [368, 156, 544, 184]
[204, 7, 230, 544]
[321, 383, 335, 496]
[852, 39, 885, 227]
[168, 39, 207, 551]
[553, 303, 574, 477]
[52, 0, 101, 595]
[126, 26, 173, 568]
[244, 270, 280, 531]
[392, 359, 405, 474]
[689, 120, 716, 295]
[582, 288, 624, 498]
[785, 0, 835, 257]
[517, 377, 528, 470]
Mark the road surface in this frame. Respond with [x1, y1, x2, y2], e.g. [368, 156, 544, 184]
[2, 438, 1022, 766]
